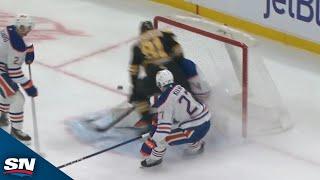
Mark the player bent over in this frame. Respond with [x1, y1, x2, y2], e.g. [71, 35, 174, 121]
[129, 21, 191, 129]
[140, 70, 211, 167]
[0, 14, 38, 142]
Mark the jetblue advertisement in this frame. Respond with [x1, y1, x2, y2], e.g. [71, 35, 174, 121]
[186, 0, 320, 43]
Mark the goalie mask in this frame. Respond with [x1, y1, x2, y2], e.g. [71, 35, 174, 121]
[156, 69, 174, 91]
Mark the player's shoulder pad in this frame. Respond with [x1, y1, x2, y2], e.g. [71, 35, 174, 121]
[180, 58, 198, 79]
[161, 30, 175, 37]
[6, 26, 26, 52]
[154, 85, 176, 108]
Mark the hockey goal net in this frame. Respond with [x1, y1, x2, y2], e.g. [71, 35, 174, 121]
[154, 16, 292, 137]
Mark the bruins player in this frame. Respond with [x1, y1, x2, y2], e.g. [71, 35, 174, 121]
[129, 21, 190, 128]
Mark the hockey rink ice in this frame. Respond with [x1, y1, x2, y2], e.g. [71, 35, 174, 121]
[1, 0, 320, 179]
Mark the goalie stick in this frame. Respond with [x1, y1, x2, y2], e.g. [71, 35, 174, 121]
[81, 99, 137, 132]
[91, 106, 135, 132]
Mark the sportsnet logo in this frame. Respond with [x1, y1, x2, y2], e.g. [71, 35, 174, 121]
[3, 158, 36, 177]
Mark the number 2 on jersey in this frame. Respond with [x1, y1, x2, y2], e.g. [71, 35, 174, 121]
[178, 91, 198, 115]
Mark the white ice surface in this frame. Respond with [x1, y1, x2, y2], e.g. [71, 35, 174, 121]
[1, 0, 320, 179]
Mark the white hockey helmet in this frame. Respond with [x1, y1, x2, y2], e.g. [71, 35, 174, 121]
[14, 14, 35, 29]
[156, 69, 174, 90]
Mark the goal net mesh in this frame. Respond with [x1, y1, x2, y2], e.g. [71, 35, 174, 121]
[154, 16, 292, 137]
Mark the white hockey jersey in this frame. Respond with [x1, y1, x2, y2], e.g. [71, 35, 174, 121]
[152, 84, 211, 143]
[0, 26, 29, 84]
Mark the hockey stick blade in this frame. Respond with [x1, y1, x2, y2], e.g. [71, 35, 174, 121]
[93, 107, 135, 132]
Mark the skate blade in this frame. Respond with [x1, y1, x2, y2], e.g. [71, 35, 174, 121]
[140, 159, 163, 168]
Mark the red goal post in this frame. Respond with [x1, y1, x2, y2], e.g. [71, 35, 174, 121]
[154, 16, 249, 137]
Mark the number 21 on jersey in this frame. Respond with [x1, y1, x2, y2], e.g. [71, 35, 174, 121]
[178, 91, 198, 116]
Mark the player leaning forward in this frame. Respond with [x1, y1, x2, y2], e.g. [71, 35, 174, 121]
[140, 69, 211, 167]
[129, 21, 191, 127]
[0, 14, 38, 142]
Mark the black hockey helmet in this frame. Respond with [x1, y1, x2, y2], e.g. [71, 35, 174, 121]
[140, 21, 154, 33]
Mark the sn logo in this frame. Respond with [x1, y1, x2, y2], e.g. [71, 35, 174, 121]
[3, 158, 36, 177]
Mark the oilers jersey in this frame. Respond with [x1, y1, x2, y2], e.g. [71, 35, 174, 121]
[152, 84, 211, 143]
[0, 25, 30, 85]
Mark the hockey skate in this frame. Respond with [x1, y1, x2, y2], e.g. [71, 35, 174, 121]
[10, 127, 31, 143]
[0, 113, 9, 127]
[141, 158, 163, 168]
[184, 140, 205, 155]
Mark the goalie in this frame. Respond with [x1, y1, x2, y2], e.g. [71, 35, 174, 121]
[140, 69, 211, 167]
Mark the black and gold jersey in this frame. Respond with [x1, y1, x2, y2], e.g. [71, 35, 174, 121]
[129, 30, 183, 83]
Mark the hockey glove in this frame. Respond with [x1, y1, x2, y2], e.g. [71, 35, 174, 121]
[21, 80, 38, 97]
[140, 138, 157, 157]
[25, 44, 34, 64]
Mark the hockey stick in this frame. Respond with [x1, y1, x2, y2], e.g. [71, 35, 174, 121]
[57, 133, 149, 169]
[92, 106, 135, 132]
[28, 65, 41, 153]
[84, 100, 129, 125]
